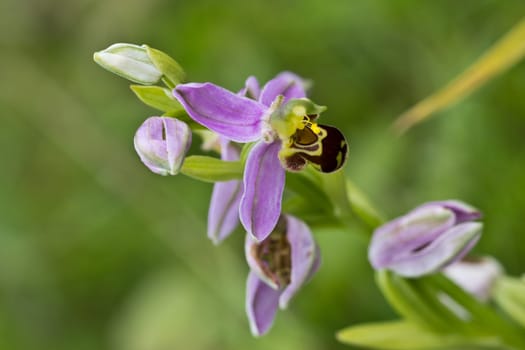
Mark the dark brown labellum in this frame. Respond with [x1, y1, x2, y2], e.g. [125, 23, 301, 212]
[285, 124, 348, 173]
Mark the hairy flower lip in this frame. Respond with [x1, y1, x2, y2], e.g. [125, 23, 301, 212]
[368, 201, 483, 277]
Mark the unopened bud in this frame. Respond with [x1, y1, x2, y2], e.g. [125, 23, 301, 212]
[94, 43, 162, 85]
[134, 117, 191, 175]
[369, 200, 483, 277]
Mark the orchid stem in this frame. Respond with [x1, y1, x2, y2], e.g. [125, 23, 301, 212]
[430, 274, 525, 349]
[345, 178, 385, 231]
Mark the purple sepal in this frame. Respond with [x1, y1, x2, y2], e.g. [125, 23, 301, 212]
[207, 139, 242, 244]
[208, 180, 243, 244]
[173, 82, 266, 142]
[369, 206, 455, 269]
[387, 222, 482, 277]
[246, 271, 280, 337]
[244, 215, 321, 336]
[421, 200, 482, 223]
[279, 215, 318, 308]
[259, 72, 307, 107]
[239, 76, 261, 100]
[240, 140, 285, 242]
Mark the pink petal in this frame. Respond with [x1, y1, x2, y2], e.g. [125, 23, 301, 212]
[246, 271, 281, 336]
[173, 82, 266, 142]
[240, 141, 285, 241]
[259, 72, 307, 107]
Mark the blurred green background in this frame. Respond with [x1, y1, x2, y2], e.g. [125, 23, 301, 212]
[1, 0, 525, 349]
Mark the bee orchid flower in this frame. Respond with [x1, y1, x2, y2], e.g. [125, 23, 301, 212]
[173, 72, 348, 241]
[245, 215, 321, 336]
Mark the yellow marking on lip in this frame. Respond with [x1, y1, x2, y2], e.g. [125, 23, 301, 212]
[309, 122, 321, 134]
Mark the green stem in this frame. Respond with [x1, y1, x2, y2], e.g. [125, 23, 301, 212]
[376, 270, 452, 332]
[430, 274, 525, 349]
[319, 170, 353, 221]
[345, 179, 385, 231]
[411, 277, 476, 335]
[315, 170, 373, 237]
[162, 77, 176, 89]
[493, 276, 525, 328]
[308, 169, 386, 235]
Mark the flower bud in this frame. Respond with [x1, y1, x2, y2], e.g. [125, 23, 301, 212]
[444, 256, 503, 301]
[369, 200, 483, 277]
[94, 43, 162, 85]
[134, 117, 192, 175]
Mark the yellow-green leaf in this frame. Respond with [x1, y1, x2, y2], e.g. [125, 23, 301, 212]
[337, 320, 500, 349]
[394, 17, 525, 134]
[145, 46, 186, 86]
[130, 85, 184, 113]
[180, 156, 242, 182]
[494, 276, 525, 328]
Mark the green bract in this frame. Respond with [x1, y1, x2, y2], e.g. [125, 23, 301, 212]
[130, 85, 184, 113]
[144, 45, 186, 87]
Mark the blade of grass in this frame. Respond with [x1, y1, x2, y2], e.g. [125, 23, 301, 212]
[394, 17, 525, 134]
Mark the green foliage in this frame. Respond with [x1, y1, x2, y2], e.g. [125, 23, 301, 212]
[337, 320, 500, 350]
[368, 271, 525, 349]
[143, 45, 186, 87]
[130, 85, 184, 114]
[494, 277, 525, 328]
